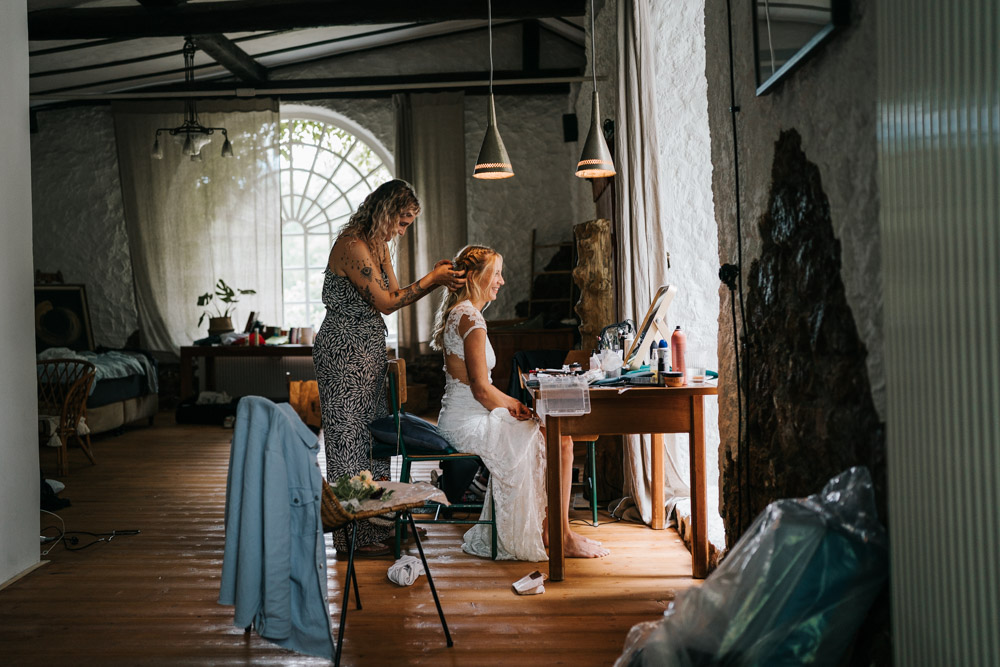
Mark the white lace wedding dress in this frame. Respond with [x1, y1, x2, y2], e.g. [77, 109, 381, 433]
[436, 300, 548, 561]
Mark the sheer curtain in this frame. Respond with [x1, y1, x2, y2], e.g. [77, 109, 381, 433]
[113, 100, 281, 355]
[393, 92, 468, 359]
[613, 0, 690, 525]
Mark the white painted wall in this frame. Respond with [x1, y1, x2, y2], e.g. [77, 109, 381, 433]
[0, 0, 42, 587]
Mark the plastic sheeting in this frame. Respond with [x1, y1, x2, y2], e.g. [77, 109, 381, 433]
[616, 466, 888, 667]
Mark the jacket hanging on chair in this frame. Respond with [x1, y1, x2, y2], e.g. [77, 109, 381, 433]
[219, 396, 335, 659]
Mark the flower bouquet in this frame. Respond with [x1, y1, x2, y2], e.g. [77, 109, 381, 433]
[329, 470, 394, 513]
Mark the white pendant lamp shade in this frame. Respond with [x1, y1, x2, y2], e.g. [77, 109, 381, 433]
[473, 0, 513, 180]
[575, 0, 615, 178]
[474, 94, 514, 179]
[576, 92, 616, 178]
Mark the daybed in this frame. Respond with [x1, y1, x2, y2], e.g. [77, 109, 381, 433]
[36, 347, 159, 434]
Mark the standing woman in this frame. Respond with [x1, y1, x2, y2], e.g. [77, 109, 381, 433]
[313, 179, 464, 555]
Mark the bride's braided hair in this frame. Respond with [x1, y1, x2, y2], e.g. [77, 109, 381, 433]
[430, 245, 500, 351]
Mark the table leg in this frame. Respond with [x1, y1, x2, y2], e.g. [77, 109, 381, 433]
[689, 395, 708, 579]
[180, 348, 194, 399]
[545, 415, 565, 581]
[651, 433, 665, 530]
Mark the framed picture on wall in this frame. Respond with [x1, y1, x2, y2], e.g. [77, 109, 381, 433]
[34, 284, 95, 353]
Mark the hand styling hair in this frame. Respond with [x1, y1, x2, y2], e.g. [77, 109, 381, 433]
[430, 245, 500, 351]
[337, 179, 421, 246]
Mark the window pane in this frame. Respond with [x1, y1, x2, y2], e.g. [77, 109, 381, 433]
[283, 269, 306, 302]
[282, 234, 305, 269]
[308, 268, 325, 302]
[284, 303, 307, 329]
[308, 233, 331, 268]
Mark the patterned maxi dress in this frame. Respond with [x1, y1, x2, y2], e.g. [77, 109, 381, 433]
[313, 269, 391, 551]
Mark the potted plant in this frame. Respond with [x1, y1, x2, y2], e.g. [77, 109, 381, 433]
[197, 279, 256, 335]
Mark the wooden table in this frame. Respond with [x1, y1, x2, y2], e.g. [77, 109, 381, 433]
[530, 382, 718, 581]
[179, 345, 313, 398]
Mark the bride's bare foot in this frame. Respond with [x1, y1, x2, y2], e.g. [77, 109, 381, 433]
[564, 531, 610, 558]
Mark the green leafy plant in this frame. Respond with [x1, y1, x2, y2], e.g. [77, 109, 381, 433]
[197, 279, 256, 327]
[330, 470, 393, 512]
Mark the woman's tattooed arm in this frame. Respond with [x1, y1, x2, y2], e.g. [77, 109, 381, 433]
[339, 239, 433, 314]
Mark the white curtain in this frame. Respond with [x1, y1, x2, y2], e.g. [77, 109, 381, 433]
[393, 92, 468, 359]
[113, 99, 282, 355]
[613, 0, 690, 525]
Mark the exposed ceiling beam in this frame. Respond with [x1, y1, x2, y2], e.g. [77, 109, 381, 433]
[30, 69, 589, 103]
[193, 34, 268, 83]
[28, 0, 586, 40]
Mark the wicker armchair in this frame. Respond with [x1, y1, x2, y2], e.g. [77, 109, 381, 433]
[37, 359, 97, 475]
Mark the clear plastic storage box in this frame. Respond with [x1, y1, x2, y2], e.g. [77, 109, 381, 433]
[536, 375, 591, 418]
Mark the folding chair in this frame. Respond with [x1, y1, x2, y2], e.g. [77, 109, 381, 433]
[320, 478, 453, 666]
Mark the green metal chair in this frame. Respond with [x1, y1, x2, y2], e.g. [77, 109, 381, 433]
[375, 359, 497, 559]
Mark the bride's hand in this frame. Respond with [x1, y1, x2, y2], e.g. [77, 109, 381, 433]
[508, 401, 532, 420]
[431, 260, 466, 292]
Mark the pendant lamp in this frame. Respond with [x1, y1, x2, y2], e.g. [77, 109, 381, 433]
[473, 0, 514, 179]
[576, 0, 615, 178]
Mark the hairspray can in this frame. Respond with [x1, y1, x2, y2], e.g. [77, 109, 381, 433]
[670, 326, 687, 384]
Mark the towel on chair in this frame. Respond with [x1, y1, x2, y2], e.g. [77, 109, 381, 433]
[387, 555, 425, 586]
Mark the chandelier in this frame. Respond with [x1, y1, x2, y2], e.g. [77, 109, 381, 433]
[152, 38, 233, 161]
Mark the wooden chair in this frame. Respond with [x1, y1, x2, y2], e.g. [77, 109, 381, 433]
[320, 478, 453, 667]
[379, 359, 498, 559]
[37, 359, 97, 475]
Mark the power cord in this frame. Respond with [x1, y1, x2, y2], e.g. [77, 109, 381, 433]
[40, 509, 141, 554]
[724, 0, 752, 535]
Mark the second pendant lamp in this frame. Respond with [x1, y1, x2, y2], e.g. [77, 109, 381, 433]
[473, 0, 514, 180]
[576, 0, 616, 179]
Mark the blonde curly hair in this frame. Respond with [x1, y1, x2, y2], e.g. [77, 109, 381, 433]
[337, 179, 421, 246]
[430, 245, 501, 351]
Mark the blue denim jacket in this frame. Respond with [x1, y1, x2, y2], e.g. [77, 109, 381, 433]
[219, 396, 334, 659]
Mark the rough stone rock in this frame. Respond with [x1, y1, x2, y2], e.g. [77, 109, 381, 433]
[725, 129, 887, 540]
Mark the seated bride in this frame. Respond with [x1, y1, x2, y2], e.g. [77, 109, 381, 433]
[430, 244, 609, 561]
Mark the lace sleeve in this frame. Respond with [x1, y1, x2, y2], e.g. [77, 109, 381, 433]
[443, 301, 487, 360]
[455, 302, 487, 339]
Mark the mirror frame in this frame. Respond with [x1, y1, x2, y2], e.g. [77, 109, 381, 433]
[752, 0, 850, 96]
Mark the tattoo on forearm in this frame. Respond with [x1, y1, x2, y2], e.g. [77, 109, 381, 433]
[384, 280, 427, 314]
[360, 265, 373, 281]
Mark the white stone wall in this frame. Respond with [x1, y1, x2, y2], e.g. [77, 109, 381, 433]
[30, 105, 138, 349]
[649, 0, 721, 538]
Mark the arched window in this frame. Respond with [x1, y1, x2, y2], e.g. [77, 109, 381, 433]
[279, 111, 394, 342]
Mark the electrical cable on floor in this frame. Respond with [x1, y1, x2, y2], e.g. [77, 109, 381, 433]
[724, 0, 751, 534]
[40, 509, 141, 553]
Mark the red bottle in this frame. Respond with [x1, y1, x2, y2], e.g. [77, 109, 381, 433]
[670, 326, 687, 385]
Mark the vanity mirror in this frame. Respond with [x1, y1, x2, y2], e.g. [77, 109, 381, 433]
[753, 0, 849, 95]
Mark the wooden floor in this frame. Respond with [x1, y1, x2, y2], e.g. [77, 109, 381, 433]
[2, 413, 700, 666]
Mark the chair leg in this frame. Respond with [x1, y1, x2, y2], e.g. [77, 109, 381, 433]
[588, 441, 599, 527]
[407, 512, 453, 648]
[393, 514, 403, 559]
[340, 527, 361, 610]
[335, 522, 358, 667]
[489, 489, 498, 560]
[57, 435, 68, 477]
[77, 432, 96, 465]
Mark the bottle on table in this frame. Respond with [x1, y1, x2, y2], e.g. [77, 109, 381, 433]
[670, 326, 687, 385]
